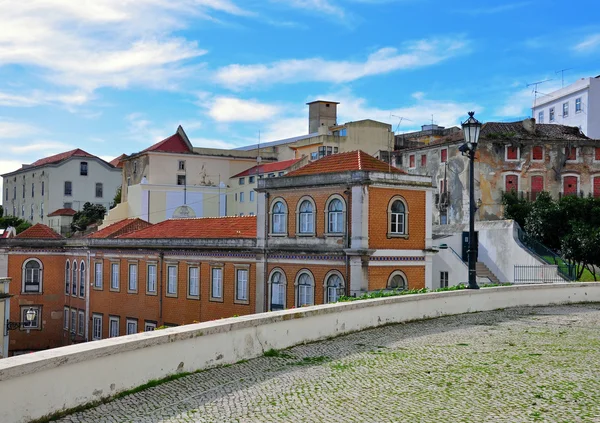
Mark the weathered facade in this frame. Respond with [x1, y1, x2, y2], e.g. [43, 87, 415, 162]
[396, 119, 598, 224]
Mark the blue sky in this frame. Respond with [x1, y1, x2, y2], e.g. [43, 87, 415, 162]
[1, 0, 599, 198]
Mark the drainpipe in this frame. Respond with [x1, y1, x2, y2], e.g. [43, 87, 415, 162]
[85, 250, 90, 341]
[159, 252, 164, 321]
[263, 192, 270, 312]
[343, 188, 351, 296]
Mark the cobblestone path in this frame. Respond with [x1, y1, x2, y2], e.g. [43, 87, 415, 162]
[56, 304, 600, 422]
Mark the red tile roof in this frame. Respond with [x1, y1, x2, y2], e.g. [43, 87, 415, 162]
[47, 208, 77, 217]
[87, 218, 152, 239]
[109, 154, 127, 168]
[286, 150, 405, 177]
[28, 149, 97, 168]
[141, 127, 193, 154]
[232, 158, 301, 178]
[15, 224, 63, 239]
[119, 216, 257, 239]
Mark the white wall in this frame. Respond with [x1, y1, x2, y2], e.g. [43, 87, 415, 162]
[1, 283, 599, 423]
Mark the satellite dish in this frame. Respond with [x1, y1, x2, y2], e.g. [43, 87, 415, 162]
[172, 205, 196, 219]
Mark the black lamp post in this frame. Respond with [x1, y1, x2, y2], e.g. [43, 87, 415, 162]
[461, 112, 482, 290]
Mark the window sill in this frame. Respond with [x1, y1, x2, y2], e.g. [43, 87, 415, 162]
[146, 291, 158, 296]
[165, 293, 178, 298]
[324, 233, 344, 238]
[269, 233, 287, 237]
[187, 295, 200, 300]
[387, 233, 409, 239]
[93, 286, 103, 291]
[209, 297, 224, 303]
[234, 299, 250, 305]
[20, 291, 42, 295]
[109, 288, 120, 293]
[295, 233, 316, 237]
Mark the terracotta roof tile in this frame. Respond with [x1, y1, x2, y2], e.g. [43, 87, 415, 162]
[232, 158, 301, 178]
[88, 218, 153, 239]
[15, 224, 63, 239]
[47, 208, 77, 217]
[119, 216, 256, 239]
[109, 154, 127, 168]
[286, 150, 405, 177]
[142, 133, 191, 154]
[28, 149, 97, 168]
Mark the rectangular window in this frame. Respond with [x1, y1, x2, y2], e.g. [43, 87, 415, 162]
[248, 176, 255, 183]
[128, 263, 138, 292]
[236, 269, 249, 301]
[318, 146, 326, 158]
[94, 262, 103, 288]
[144, 321, 157, 331]
[13, 185, 16, 200]
[70, 309, 76, 334]
[4, 187, 7, 201]
[64, 181, 72, 196]
[562, 102, 569, 117]
[239, 177, 245, 185]
[409, 154, 415, 168]
[147, 264, 157, 293]
[31, 183, 34, 198]
[40, 202, 44, 218]
[95, 183, 103, 198]
[420, 154, 427, 167]
[334, 146, 339, 153]
[78, 310, 84, 336]
[506, 146, 519, 160]
[167, 265, 177, 295]
[80, 162, 88, 176]
[92, 314, 102, 340]
[549, 107, 555, 122]
[64, 307, 69, 330]
[110, 263, 119, 290]
[440, 148, 448, 163]
[278, 171, 284, 177]
[188, 267, 199, 297]
[538, 110, 544, 123]
[178, 160, 185, 171]
[532, 146, 544, 161]
[249, 191, 255, 202]
[126, 319, 137, 335]
[566, 147, 577, 161]
[109, 316, 119, 338]
[596, 147, 600, 161]
[177, 175, 186, 186]
[575, 97, 582, 113]
[440, 271, 449, 288]
[211, 267, 223, 299]
[311, 152, 318, 160]
[239, 192, 245, 203]
[41, 181, 44, 196]
[22, 184, 25, 199]
[63, 202, 72, 209]
[22, 306, 41, 330]
[268, 173, 275, 178]
[327, 146, 333, 155]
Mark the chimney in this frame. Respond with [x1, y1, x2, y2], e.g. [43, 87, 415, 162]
[522, 118, 536, 135]
[307, 100, 339, 134]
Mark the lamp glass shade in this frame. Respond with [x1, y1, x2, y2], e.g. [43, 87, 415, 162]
[26, 307, 36, 322]
[462, 112, 482, 146]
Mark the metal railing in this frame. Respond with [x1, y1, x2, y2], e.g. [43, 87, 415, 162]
[514, 265, 564, 284]
[515, 227, 576, 280]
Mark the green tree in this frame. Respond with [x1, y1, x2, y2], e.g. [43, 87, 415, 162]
[71, 202, 107, 232]
[561, 223, 600, 280]
[524, 191, 562, 251]
[111, 186, 122, 209]
[502, 191, 532, 229]
[0, 204, 3, 218]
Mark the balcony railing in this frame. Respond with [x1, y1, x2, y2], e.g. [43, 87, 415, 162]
[515, 227, 575, 281]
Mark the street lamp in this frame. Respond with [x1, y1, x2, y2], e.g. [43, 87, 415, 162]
[6, 307, 37, 331]
[461, 111, 482, 290]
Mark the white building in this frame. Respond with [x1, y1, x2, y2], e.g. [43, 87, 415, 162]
[1, 149, 122, 232]
[532, 76, 600, 138]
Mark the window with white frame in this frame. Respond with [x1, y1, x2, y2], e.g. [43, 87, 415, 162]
[270, 270, 285, 311]
[126, 319, 138, 335]
[562, 102, 569, 117]
[239, 177, 245, 185]
[249, 176, 255, 183]
[110, 263, 119, 290]
[167, 265, 177, 295]
[78, 310, 85, 336]
[144, 321, 157, 331]
[92, 314, 102, 340]
[128, 263, 138, 292]
[538, 110, 544, 123]
[387, 271, 407, 290]
[65, 261, 70, 294]
[63, 307, 69, 330]
[72, 261, 78, 295]
[549, 107, 555, 122]
[271, 201, 287, 234]
[388, 197, 408, 236]
[188, 266, 199, 297]
[298, 199, 314, 234]
[575, 97, 582, 113]
[236, 268, 249, 302]
[327, 198, 344, 234]
[94, 262, 103, 289]
[21, 306, 41, 330]
[440, 271, 449, 288]
[147, 264, 157, 293]
[297, 272, 314, 307]
[249, 191, 255, 202]
[109, 316, 119, 337]
[211, 267, 223, 299]
[239, 192, 245, 203]
[22, 259, 42, 293]
[326, 273, 344, 303]
[79, 262, 85, 297]
[70, 309, 76, 334]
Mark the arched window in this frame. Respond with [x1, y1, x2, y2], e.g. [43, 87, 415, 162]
[387, 271, 407, 291]
[23, 259, 42, 293]
[325, 273, 344, 303]
[270, 270, 286, 311]
[296, 272, 314, 307]
[388, 197, 408, 236]
[72, 261, 78, 295]
[327, 197, 344, 234]
[80, 261, 86, 297]
[271, 200, 287, 234]
[298, 199, 314, 234]
[65, 261, 70, 294]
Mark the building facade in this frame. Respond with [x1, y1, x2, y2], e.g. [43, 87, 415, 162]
[0, 151, 434, 356]
[532, 76, 600, 138]
[1, 149, 121, 230]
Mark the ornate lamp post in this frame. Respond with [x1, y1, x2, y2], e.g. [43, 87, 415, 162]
[6, 306, 37, 331]
[461, 112, 482, 290]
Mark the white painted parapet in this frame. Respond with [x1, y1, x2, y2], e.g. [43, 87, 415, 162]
[1, 283, 599, 423]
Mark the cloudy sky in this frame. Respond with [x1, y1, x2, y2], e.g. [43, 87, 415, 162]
[1, 0, 599, 199]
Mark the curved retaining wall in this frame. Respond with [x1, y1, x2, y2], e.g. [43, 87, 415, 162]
[1, 283, 599, 423]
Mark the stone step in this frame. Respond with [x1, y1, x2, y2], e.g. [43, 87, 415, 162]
[475, 262, 502, 284]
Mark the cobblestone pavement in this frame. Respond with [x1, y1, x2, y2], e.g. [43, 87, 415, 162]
[56, 305, 600, 423]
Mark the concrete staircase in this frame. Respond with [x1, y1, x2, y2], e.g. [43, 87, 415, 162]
[476, 262, 502, 284]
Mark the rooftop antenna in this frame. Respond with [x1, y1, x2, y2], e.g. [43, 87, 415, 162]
[526, 79, 552, 117]
[390, 114, 412, 134]
[555, 68, 573, 88]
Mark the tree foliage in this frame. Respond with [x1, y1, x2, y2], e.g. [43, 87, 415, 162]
[71, 202, 107, 232]
[501, 191, 532, 230]
[111, 186, 122, 209]
[0, 204, 3, 218]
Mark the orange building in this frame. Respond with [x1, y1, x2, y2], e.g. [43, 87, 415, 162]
[0, 151, 433, 355]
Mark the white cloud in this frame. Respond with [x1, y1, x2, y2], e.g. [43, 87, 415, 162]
[9, 141, 72, 154]
[573, 34, 600, 52]
[276, 0, 345, 18]
[261, 117, 309, 142]
[459, 1, 531, 15]
[494, 80, 562, 118]
[0, 120, 40, 138]
[215, 36, 470, 90]
[0, 89, 93, 107]
[207, 97, 280, 122]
